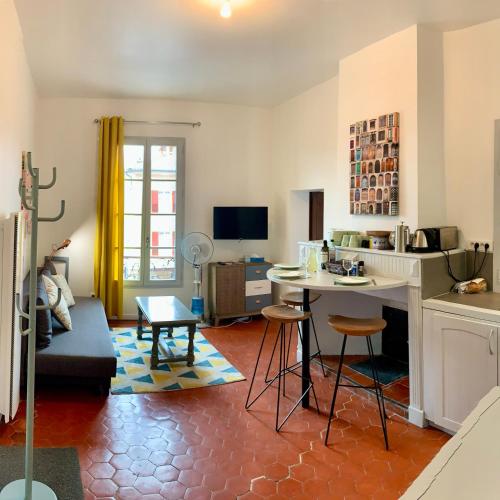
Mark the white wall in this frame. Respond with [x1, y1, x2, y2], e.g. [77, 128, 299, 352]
[417, 25, 447, 228]
[271, 77, 338, 263]
[335, 26, 419, 232]
[0, 0, 36, 216]
[35, 98, 272, 317]
[444, 19, 500, 245]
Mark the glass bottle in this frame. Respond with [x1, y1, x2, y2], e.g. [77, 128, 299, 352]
[320, 240, 329, 270]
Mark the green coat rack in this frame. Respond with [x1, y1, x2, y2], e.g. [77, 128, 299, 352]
[0, 153, 65, 500]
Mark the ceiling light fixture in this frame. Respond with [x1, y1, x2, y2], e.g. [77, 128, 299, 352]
[220, 0, 232, 18]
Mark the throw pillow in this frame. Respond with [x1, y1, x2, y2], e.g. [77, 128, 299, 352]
[36, 274, 53, 349]
[49, 274, 76, 307]
[42, 274, 72, 331]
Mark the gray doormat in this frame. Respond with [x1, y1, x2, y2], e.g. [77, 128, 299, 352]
[348, 355, 409, 386]
[0, 446, 83, 500]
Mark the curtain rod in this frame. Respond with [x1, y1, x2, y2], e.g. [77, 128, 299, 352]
[93, 118, 201, 128]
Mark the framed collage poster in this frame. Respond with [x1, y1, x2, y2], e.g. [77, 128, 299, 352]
[349, 112, 399, 216]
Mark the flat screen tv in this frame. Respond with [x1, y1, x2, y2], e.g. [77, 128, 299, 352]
[213, 206, 268, 240]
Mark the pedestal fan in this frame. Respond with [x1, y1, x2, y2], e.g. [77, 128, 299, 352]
[181, 232, 214, 321]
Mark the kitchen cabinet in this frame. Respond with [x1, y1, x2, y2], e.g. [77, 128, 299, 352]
[423, 308, 499, 432]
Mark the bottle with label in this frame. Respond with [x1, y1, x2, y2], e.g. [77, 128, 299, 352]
[358, 260, 365, 277]
[320, 240, 329, 270]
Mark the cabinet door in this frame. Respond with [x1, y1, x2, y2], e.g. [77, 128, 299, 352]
[215, 265, 245, 315]
[434, 312, 498, 432]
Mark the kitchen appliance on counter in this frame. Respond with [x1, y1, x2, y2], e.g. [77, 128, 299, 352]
[410, 226, 458, 253]
[394, 222, 411, 253]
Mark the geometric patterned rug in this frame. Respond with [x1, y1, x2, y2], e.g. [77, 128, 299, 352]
[110, 327, 245, 394]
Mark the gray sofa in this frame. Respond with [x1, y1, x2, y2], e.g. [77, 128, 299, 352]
[23, 272, 117, 394]
[36, 296, 117, 394]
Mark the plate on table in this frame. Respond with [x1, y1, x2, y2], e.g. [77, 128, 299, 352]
[274, 263, 301, 270]
[272, 270, 306, 279]
[334, 276, 371, 286]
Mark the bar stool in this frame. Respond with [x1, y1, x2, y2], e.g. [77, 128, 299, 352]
[324, 315, 389, 450]
[280, 291, 327, 376]
[245, 305, 319, 431]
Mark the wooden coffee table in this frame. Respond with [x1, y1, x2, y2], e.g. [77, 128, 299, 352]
[136, 296, 199, 369]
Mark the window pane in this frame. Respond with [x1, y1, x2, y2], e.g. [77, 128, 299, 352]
[124, 248, 141, 257]
[124, 145, 144, 180]
[150, 254, 176, 281]
[124, 215, 142, 247]
[151, 145, 176, 180]
[150, 248, 175, 257]
[124, 257, 141, 281]
[150, 215, 176, 248]
[125, 180, 143, 214]
[151, 181, 176, 214]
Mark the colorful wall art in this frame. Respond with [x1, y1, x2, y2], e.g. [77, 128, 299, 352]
[349, 112, 399, 216]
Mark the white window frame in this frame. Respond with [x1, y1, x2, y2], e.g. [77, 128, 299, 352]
[124, 136, 185, 288]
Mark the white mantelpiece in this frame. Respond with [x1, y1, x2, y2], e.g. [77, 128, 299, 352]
[295, 242, 465, 427]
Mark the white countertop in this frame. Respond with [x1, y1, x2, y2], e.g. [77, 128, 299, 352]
[267, 269, 407, 292]
[298, 242, 465, 260]
[401, 387, 500, 499]
[424, 294, 500, 323]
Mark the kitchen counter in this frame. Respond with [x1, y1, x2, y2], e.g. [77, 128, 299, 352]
[298, 241, 465, 260]
[433, 291, 500, 310]
[424, 291, 500, 323]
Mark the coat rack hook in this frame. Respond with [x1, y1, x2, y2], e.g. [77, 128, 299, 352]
[48, 288, 62, 311]
[39, 167, 57, 190]
[19, 182, 36, 212]
[18, 316, 31, 336]
[39, 200, 65, 222]
[15, 293, 29, 320]
[26, 152, 38, 178]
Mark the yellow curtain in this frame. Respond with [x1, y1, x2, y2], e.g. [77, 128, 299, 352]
[94, 116, 124, 318]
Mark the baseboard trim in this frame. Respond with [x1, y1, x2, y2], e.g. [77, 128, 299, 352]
[408, 405, 427, 428]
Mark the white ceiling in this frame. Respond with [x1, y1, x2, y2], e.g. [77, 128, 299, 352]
[14, 0, 500, 107]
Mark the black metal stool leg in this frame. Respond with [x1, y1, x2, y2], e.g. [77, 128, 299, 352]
[276, 324, 285, 431]
[367, 337, 389, 420]
[311, 316, 327, 377]
[245, 321, 271, 409]
[325, 334, 347, 446]
[264, 327, 280, 383]
[285, 323, 294, 372]
[366, 336, 389, 450]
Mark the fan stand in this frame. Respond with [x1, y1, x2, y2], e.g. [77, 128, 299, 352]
[181, 232, 214, 327]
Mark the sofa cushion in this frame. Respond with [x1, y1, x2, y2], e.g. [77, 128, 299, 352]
[42, 275, 72, 330]
[50, 273, 76, 307]
[35, 274, 52, 349]
[35, 296, 116, 378]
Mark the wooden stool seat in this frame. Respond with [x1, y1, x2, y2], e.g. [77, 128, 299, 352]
[328, 315, 386, 337]
[281, 291, 321, 307]
[246, 305, 319, 432]
[262, 305, 311, 324]
[325, 314, 389, 449]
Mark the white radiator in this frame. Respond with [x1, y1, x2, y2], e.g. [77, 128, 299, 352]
[0, 212, 28, 423]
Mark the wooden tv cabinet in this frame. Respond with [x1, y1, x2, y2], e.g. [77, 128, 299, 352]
[208, 261, 273, 326]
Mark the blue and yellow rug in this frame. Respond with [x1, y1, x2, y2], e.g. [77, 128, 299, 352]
[110, 327, 245, 394]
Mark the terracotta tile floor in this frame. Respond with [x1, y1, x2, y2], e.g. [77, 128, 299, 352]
[322, 355, 410, 409]
[0, 319, 449, 499]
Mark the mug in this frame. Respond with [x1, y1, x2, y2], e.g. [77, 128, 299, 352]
[349, 235, 360, 248]
[341, 235, 351, 247]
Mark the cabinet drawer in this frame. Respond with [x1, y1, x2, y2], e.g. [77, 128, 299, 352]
[245, 265, 271, 281]
[245, 280, 271, 297]
[245, 294, 272, 312]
